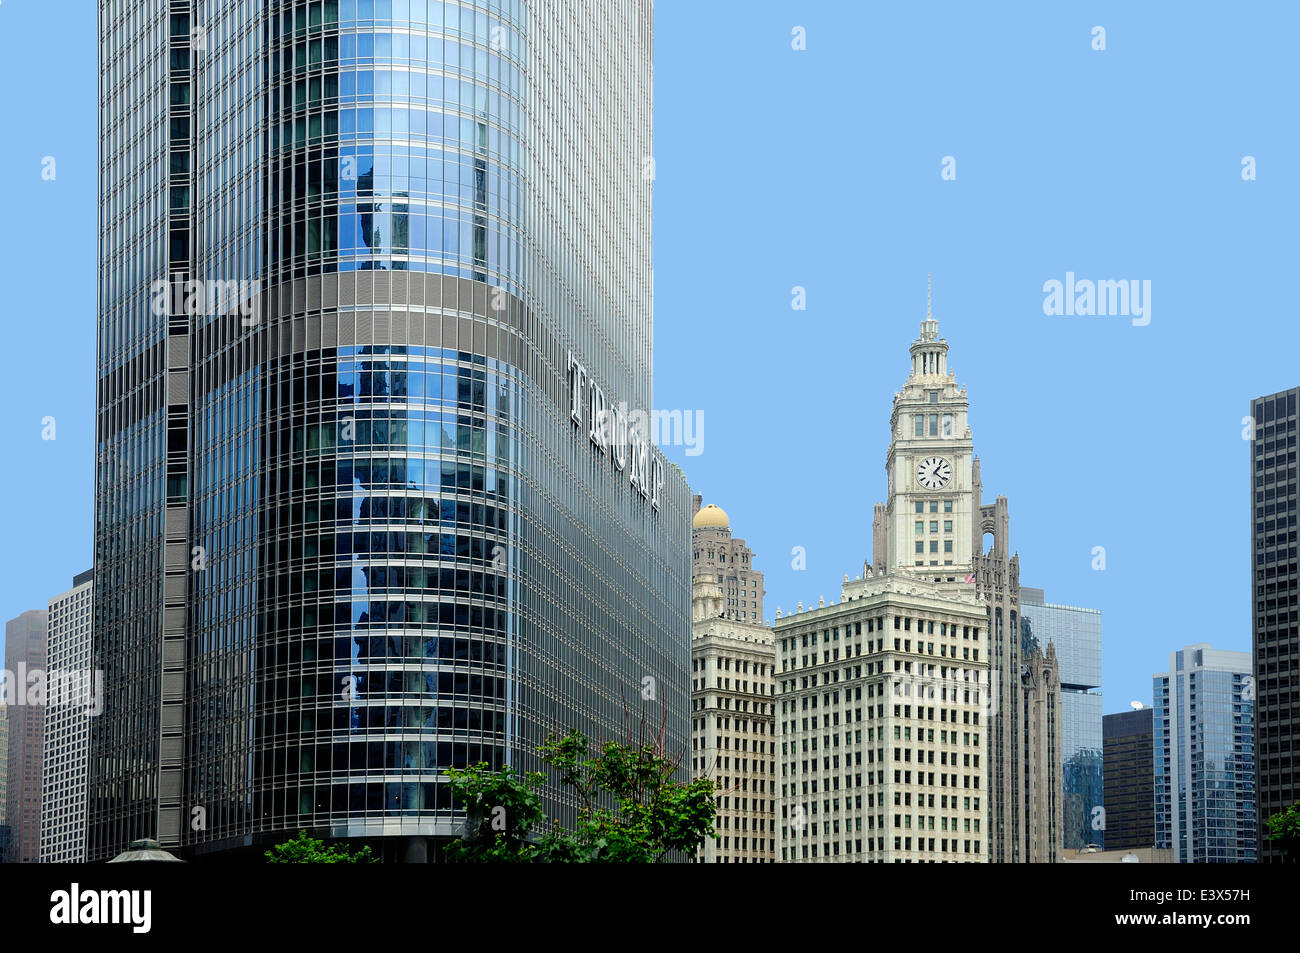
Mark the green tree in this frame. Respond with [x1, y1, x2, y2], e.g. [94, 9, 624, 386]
[445, 724, 717, 863]
[265, 830, 377, 863]
[1265, 801, 1300, 861]
[443, 763, 549, 862]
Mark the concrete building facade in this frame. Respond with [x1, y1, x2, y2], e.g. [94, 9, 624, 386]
[689, 568, 775, 862]
[0, 703, 7, 820]
[0, 703, 8, 861]
[775, 576, 991, 862]
[41, 570, 95, 863]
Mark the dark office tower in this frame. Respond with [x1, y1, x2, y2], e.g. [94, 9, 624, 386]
[1252, 387, 1299, 862]
[4, 611, 47, 864]
[91, 0, 688, 861]
[1102, 707, 1154, 850]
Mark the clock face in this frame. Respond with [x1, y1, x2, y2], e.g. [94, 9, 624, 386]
[916, 456, 952, 489]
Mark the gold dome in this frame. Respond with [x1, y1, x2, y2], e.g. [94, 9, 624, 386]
[693, 504, 729, 530]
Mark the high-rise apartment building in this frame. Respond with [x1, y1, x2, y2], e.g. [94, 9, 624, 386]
[41, 570, 95, 863]
[1102, 706, 1155, 850]
[92, 0, 689, 861]
[1021, 587, 1102, 850]
[689, 566, 775, 863]
[774, 315, 1060, 862]
[1154, 644, 1255, 863]
[1250, 387, 1298, 862]
[692, 497, 765, 623]
[4, 611, 48, 864]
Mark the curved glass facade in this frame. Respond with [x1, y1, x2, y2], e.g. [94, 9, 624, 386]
[267, 1, 526, 290]
[92, 0, 687, 860]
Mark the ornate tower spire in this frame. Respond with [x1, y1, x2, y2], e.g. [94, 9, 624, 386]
[911, 275, 948, 379]
[884, 285, 975, 577]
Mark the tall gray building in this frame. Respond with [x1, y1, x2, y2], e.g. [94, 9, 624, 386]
[0, 702, 8, 862]
[92, 0, 689, 861]
[1021, 588, 1102, 851]
[41, 570, 95, 863]
[1251, 387, 1298, 862]
[1154, 645, 1255, 863]
[4, 611, 47, 864]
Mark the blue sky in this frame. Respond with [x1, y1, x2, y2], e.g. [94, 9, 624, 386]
[0, 3, 100, 665]
[0, 2, 1295, 712]
[651, 0, 1299, 711]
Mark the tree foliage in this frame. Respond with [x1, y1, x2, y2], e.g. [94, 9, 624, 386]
[445, 720, 716, 863]
[1265, 801, 1300, 861]
[442, 763, 549, 862]
[265, 829, 377, 863]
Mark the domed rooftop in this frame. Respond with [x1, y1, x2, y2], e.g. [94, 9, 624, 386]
[693, 504, 729, 530]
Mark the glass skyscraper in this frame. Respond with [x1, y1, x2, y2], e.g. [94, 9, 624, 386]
[1154, 645, 1255, 863]
[1020, 588, 1102, 851]
[91, 0, 689, 861]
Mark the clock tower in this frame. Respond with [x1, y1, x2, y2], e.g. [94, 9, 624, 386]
[872, 313, 976, 579]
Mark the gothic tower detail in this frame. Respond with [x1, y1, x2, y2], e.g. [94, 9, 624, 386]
[877, 319, 976, 579]
[774, 291, 1062, 864]
[870, 301, 1062, 864]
